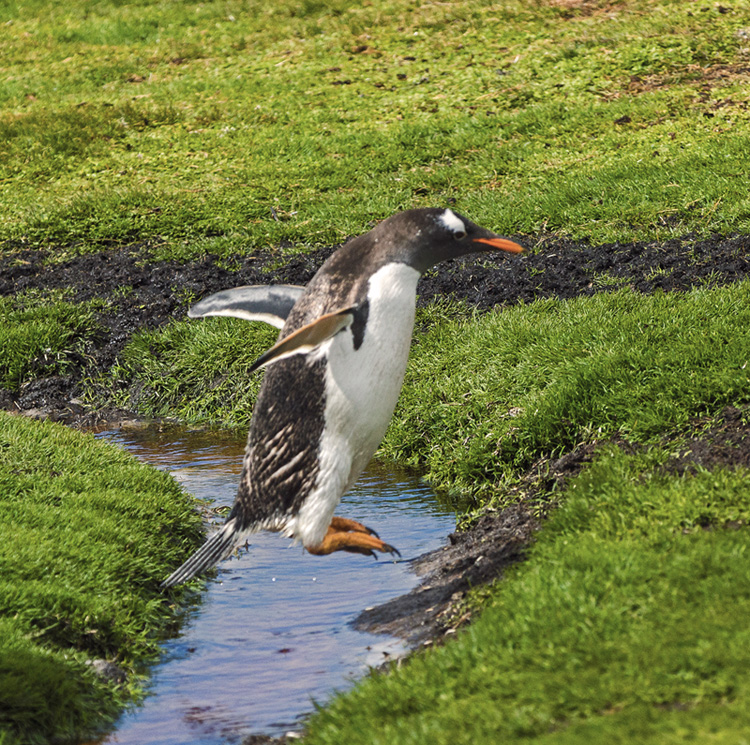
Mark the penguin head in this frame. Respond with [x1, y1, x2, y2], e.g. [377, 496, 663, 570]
[369, 208, 523, 273]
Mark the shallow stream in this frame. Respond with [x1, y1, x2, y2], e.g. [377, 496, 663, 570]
[94, 424, 455, 744]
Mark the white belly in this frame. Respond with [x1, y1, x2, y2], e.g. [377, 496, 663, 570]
[289, 263, 420, 546]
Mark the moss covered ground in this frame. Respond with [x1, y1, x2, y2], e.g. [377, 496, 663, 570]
[0, 413, 203, 743]
[2, 0, 749, 253]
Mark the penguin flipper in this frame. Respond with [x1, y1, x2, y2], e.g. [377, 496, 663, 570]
[188, 285, 306, 329]
[161, 517, 242, 588]
[248, 306, 356, 372]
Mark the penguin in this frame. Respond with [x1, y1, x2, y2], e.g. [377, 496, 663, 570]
[162, 208, 523, 588]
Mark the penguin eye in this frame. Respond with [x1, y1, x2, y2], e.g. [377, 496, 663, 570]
[453, 229, 467, 240]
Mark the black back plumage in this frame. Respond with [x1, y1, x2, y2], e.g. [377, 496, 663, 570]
[231, 354, 326, 528]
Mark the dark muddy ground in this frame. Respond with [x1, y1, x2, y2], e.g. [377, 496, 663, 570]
[1, 230, 749, 422]
[2, 231, 750, 745]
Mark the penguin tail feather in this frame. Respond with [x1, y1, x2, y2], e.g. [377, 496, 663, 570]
[161, 518, 241, 589]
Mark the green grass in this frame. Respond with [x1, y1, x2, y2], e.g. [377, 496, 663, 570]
[1, 0, 749, 255]
[302, 445, 750, 744]
[383, 282, 750, 502]
[106, 281, 750, 499]
[101, 315, 278, 425]
[94, 281, 750, 742]
[0, 412, 203, 743]
[0, 292, 103, 391]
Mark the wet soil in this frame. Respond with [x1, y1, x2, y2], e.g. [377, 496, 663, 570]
[355, 502, 540, 645]
[2, 231, 750, 743]
[666, 405, 750, 475]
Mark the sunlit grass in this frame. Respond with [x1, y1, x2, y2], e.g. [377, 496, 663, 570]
[1, 0, 749, 254]
[0, 413, 203, 743]
[102, 316, 277, 426]
[303, 447, 750, 744]
[384, 282, 750, 501]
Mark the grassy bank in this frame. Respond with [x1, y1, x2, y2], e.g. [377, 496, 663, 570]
[0, 292, 103, 391]
[0, 413, 203, 744]
[298, 284, 750, 741]
[99, 280, 750, 743]
[303, 444, 750, 744]
[104, 315, 277, 426]
[385, 282, 750, 501]
[104, 281, 750, 496]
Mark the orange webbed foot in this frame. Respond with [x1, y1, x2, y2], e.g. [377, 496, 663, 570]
[306, 516, 400, 558]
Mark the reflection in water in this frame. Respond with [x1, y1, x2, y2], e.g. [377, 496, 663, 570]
[95, 423, 455, 745]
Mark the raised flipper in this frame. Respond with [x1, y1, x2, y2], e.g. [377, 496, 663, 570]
[188, 285, 305, 329]
[248, 306, 357, 373]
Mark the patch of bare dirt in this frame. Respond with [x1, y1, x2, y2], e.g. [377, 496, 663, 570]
[355, 503, 539, 646]
[548, 0, 624, 19]
[626, 62, 750, 96]
[598, 57, 750, 109]
[665, 406, 750, 474]
[354, 443, 598, 644]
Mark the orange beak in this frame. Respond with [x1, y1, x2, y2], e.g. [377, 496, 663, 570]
[473, 237, 524, 254]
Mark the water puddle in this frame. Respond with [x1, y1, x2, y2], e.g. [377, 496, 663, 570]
[94, 424, 455, 744]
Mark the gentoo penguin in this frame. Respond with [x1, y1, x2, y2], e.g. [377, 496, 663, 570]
[162, 208, 522, 587]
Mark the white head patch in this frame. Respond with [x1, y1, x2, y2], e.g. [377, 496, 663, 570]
[438, 208, 466, 235]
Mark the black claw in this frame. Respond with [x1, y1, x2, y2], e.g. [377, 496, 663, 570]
[365, 526, 381, 539]
[383, 544, 401, 558]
